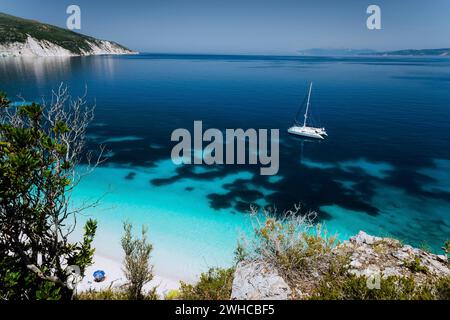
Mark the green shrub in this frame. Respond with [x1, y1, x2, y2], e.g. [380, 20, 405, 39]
[313, 273, 450, 300]
[234, 241, 248, 265]
[165, 289, 181, 300]
[121, 222, 155, 300]
[429, 276, 450, 300]
[76, 288, 128, 300]
[315, 274, 413, 300]
[178, 267, 234, 300]
[76, 287, 158, 300]
[443, 240, 450, 257]
[404, 256, 428, 274]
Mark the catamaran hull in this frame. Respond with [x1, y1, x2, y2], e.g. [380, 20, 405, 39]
[287, 127, 325, 139]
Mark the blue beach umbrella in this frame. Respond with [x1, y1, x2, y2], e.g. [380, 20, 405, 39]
[93, 270, 106, 282]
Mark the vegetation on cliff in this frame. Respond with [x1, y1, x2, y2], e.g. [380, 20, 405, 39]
[0, 12, 132, 55]
[230, 205, 450, 300]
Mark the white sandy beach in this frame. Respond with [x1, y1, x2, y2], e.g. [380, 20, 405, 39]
[77, 254, 180, 298]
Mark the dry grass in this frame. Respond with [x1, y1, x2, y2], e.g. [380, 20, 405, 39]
[239, 204, 339, 297]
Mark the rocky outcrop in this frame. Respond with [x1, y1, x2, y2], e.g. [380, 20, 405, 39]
[342, 231, 449, 282]
[231, 261, 291, 300]
[0, 35, 136, 57]
[231, 231, 449, 300]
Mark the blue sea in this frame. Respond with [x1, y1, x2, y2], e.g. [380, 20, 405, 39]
[1, 54, 450, 281]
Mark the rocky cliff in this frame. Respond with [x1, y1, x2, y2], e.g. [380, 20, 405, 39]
[231, 231, 449, 300]
[0, 35, 136, 57]
[0, 12, 136, 57]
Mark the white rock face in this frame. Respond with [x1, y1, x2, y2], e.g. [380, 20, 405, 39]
[231, 261, 291, 300]
[80, 39, 136, 56]
[0, 35, 136, 57]
[350, 231, 381, 245]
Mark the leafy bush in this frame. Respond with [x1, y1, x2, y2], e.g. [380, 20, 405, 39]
[178, 268, 234, 300]
[0, 89, 99, 300]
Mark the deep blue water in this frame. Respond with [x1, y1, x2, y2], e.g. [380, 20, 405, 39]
[1, 54, 450, 278]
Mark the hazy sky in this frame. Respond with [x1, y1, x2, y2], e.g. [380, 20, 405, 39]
[1, 0, 449, 54]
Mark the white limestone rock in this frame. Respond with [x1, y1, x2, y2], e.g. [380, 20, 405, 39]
[350, 231, 381, 245]
[231, 261, 291, 300]
[0, 35, 136, 57]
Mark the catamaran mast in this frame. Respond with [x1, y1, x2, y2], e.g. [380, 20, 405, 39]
[303, 82, 312, 127]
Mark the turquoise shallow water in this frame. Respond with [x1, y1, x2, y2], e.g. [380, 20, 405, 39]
[2, 54, 450, 280]
[71, 156, 450, 281]
[72, 161, 257, 281]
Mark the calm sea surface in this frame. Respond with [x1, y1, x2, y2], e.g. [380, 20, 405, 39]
[1, 54, 449, 280]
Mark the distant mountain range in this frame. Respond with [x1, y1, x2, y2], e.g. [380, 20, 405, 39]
[372, 48, 450, 56]
[298, 48, 450, 57]
[0, 12, 136, 57]
[297, 48, 378, 56]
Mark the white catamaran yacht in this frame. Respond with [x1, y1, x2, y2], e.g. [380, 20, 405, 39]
[288, 82, 327, 140]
